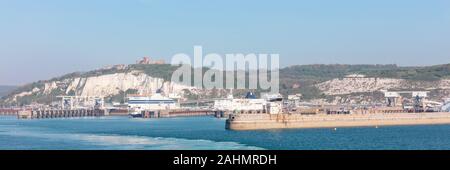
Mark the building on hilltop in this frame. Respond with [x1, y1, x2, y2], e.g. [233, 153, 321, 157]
[136, 57, 166, 65]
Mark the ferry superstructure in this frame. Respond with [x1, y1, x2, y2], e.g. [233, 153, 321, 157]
[213, 92, 284, 115]
[127, 92, 178, 117]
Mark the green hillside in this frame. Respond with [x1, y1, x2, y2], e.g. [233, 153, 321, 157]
[278, 64, 450, 99]
[2, 63, 450, 105]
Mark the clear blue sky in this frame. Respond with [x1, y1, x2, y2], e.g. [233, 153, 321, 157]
[1, 0, 450, 85]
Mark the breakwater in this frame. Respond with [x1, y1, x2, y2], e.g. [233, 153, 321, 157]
[226, 112, 450, 130]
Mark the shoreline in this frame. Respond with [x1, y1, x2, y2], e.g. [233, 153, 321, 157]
[226, 112, 450, 130]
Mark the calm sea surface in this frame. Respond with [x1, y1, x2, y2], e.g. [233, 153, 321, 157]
[0, 116, 449, 150]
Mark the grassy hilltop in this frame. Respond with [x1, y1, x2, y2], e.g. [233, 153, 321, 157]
[2, 63, 450, 106]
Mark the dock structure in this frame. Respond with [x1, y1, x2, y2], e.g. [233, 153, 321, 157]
[17, 109, 107, 119]
[137, 109, 215, 118]
[57, 95, 105, 110]
[0, 108, 19, 116]
[11, 95, 109, 119]
[214, 110, 266, 118]
[226, 112, 450, 130]
[167, 110, 215, 118]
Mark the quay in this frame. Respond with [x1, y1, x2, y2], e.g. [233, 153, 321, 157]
[167, 110, 215, 117]
[136, 109, 215, 118]
[225, 112, 450, 130]
[17, 109, 108, 119]
[0, 108, 19, 116]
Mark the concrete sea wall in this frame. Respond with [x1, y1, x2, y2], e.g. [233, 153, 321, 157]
[226, 112, 450, 130]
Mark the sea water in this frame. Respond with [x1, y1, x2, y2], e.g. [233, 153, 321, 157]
[0, 116, 449, 150]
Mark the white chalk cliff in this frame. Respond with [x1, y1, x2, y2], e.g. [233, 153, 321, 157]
[7, 71, 196, 102]
[316, 76, 450, 95]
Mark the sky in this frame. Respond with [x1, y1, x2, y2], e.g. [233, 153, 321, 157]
[1, 0, 450, 85]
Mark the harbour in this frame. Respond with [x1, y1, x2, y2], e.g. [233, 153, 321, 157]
[3, 89, 450, 131]
[214, 90, 450, 130]
[3, 1, 450, 167]
[1, 116, 450, 150]
[2, 71, 450, 151]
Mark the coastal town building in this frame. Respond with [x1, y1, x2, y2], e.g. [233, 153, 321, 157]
[136, 57, 166, 65]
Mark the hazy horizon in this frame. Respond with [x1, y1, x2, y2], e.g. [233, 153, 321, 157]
[1, 0, 450, 85]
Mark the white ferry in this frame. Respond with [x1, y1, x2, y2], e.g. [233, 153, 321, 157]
[127, 91, 178, 117]
[213, 92, 283, 114]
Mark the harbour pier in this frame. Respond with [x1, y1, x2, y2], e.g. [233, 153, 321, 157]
[168, 110, 215, 117]
[17, 109, 108, 119]
[137, 109, 215, 118]
[0, 108, 19, 116]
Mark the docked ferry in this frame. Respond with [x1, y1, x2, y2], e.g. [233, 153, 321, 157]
[127, 91, 178, 117]
[213, 92, 284, 115]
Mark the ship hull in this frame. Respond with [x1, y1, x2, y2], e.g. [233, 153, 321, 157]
[129, 113, 143, 118]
